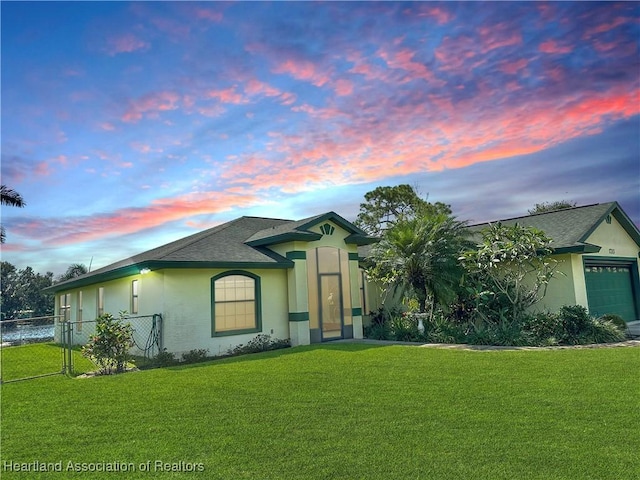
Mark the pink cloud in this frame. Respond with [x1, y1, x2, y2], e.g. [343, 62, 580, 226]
[334, 79, 354, 96]
[413, 5, 454, 25]
[539, 40, 572, 54]
[14, 190, 263, 246]
[583, 16, 631, 38]
[273, 59, 331, 87]
[378, 47, 438, 84]
[195, 8, 223, 22]
[122, 91, 181, 123]
[498, 58, 529, 75]
[104, 33, 150, 56]
[206, 87, 247, 104]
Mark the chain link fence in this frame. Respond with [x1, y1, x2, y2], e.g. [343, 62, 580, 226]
[61, 314, 162, 375]
[0, 315, 63, 383]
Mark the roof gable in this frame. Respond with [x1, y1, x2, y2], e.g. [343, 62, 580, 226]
[246, 211, 376, 247]
[468, 202, 640, 253]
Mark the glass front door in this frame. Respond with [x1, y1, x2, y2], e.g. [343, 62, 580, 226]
[320, 274, 343, 340]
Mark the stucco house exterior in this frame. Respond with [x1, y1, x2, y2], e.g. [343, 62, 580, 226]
[45, 201, 639, 356]
[45, 212, 377, 356]
[469, 201, 640, 324]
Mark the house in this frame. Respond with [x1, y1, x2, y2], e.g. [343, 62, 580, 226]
[44, 212, 377, 356]
[469, 202, 640, 324]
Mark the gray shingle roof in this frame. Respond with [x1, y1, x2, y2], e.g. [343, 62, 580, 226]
[45, 211, 377, 293]
[468, 202, 640, 253]
[46, 216, 296, 292]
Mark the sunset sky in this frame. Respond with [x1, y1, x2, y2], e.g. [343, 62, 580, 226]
[2, 1, 639, 276]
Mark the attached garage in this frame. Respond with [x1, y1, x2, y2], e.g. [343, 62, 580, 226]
[584, 258, 640, 321]
[469, 201, 640, 326]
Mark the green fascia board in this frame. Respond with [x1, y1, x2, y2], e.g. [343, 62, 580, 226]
[246, 231, 322, 247]
[579, 202, 640, 247]
[43, 259, 294, 294]
[297, 211, 367, 236]
[553, 244, 602, 255]
[286, 251, 307, 260]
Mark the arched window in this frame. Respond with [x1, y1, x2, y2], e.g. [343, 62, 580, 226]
[211, 271, 262, 336]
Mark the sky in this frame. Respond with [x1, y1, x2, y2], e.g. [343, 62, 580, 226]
[1, 1, 639, 276]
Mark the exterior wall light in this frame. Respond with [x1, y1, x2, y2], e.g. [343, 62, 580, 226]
[140, 268, 151, 275]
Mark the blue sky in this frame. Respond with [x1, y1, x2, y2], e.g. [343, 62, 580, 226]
[1, 1, 639, 275]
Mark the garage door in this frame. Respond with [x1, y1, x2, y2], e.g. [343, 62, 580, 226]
[584, 262, 638, 322]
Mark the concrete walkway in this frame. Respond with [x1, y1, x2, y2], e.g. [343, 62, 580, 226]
[338, 338, 640, 351]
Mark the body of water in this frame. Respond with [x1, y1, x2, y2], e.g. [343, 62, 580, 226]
[1, 323, 56, 344]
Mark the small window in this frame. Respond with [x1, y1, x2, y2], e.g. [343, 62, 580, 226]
[59, 293, 71, 322]
[97, 287, 104, 316]
[77, 291, 83, 332]
[131, 280, 139, 314]
[359, 269, 368, 315]
[212, 272, 261, 336]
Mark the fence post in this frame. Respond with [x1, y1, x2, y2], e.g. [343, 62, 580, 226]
[67, 321, 73, 375]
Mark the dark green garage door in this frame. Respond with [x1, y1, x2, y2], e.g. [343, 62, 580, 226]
[584, 262, 638, 322]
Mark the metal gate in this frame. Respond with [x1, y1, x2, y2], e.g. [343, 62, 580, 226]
[0, 315, 64, 383]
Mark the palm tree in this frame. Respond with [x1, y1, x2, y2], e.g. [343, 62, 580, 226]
[368, 213, 472, 317]
[58, 263, 89, 282]
[1, 185, 26, 244]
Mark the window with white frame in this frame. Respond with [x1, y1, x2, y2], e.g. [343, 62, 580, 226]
[97, 287, 104, 316]
[60, 293, 71, 322]
[131, 280, 139, 314]
[77, 291, 83, 332]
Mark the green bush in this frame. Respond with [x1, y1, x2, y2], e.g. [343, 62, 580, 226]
[522, 312, 562, 346]
[181, 348, 209, 364]
[81, 312, 134, 374]
[558, 305, 591, 343]
[390, 315, 421, 342]
[577, 318, 626, 344]
[598, 314, 627, 332]
[228, 334, 290, 356]
[151, 349, 178, 367]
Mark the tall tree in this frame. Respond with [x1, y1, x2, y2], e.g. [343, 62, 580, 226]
[355, 184, 451, 236]
[367, 213, 471, 316]
[528, 200, 576, 215]
[0, 261, 54, 319]
[1, 185, 26, 244]
[460, 223, 558, 324]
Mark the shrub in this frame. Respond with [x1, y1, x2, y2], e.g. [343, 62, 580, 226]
[558, 305, 591, 344]
[521, 312, 562, 346]
[82, 311, 134, 375]
[598, 314, 627, 332]
[228, 334, 290, 356]
[390, 315, 421, 342]
[152, 349, 177, 367]
[577, 318, 626, 344]
[181, 349, 209, 364]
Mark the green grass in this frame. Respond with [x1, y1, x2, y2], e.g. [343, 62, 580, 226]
[0, 343, 95, 382]
[1, 343, 638, 479]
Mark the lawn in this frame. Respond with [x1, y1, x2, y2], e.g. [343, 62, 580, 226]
[0, 343, 94, 382]
[1, 343, 638, 479]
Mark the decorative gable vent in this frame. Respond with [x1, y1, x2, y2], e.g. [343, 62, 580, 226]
[320, 223, 335, 235]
